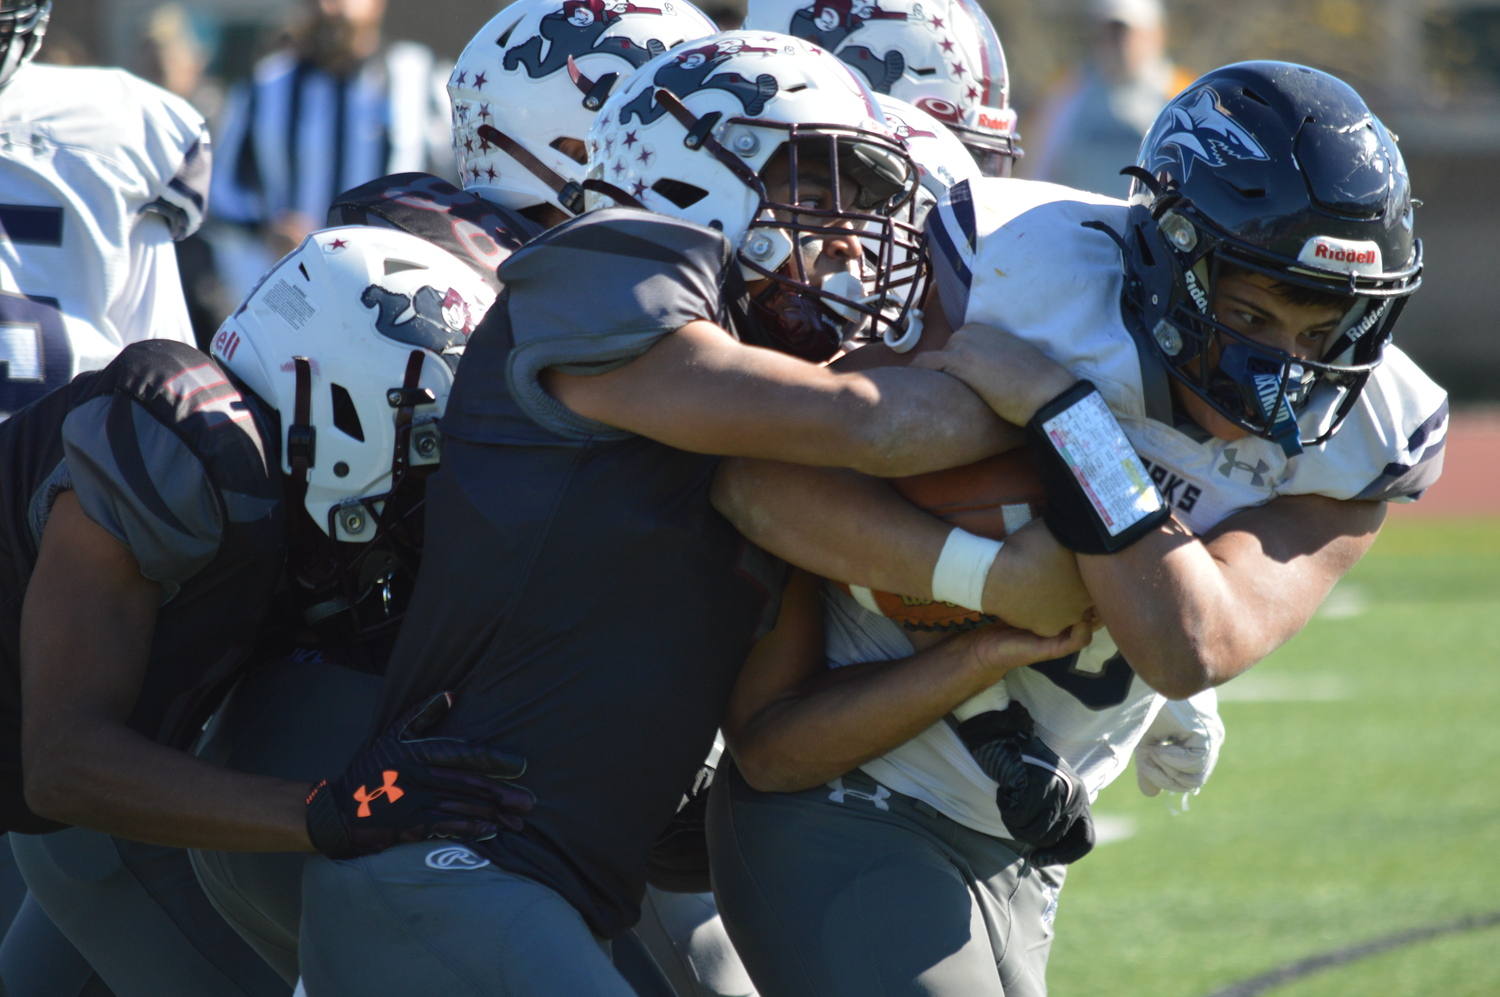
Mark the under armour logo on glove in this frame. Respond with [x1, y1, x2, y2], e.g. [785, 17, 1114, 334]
[306, 692, 534, 860]
[353, 771, 405, 816]
[952, 703, 1095, 866]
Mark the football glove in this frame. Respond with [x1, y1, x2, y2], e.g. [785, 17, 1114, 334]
[306, 691, 533, 859]
[953, 703, 1095, 866]
[1135, 689, 1226, 798]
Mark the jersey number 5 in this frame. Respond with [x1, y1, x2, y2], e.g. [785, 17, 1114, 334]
[0, 291, 72, 415]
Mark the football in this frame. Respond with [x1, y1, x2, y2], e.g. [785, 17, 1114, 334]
[840, 447, 1047, 631]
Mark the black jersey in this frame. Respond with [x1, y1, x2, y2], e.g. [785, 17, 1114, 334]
[377, 209, 785, 938]
[0, 340, 284, 833]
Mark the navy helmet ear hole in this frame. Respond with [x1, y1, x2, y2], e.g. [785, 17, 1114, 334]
[1133, 227, 1156, 267]
[331, 384, 365, 442]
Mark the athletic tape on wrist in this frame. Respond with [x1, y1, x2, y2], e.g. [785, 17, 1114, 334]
[932, 528, 1003, 612]
[1025, 380, 1170, 555]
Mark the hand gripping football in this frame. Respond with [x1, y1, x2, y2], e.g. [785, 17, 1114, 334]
[840, 448, 1047, 631]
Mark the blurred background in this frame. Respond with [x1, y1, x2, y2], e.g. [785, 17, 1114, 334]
[32, 0, 1500, 403]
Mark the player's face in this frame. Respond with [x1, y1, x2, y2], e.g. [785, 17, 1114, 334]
[1175, 271, 1350, 441]
[1210, 270, 1346, 362]
[754, 153, 866, 287]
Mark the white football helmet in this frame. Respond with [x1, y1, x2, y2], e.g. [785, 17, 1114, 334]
[879, 94, 979, 209]
[211, 227, 496, 545]
[586, 31, 922, 359]
[743, 0, 1021, 176]
[449, 0, 716, 216]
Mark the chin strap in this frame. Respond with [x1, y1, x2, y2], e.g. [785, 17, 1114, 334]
[566, 55, 619, 112]
[476, 124, 585, 215]
[287, 356, 316, 486]
[386, 350, 433, 482]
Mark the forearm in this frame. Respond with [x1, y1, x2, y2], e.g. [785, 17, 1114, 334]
[731, 636, 1004, 793]
[844, 367, 1021, 475]
[714, 462, 1090, 636]
[24, 720, 313, 852]
[1077, 524, 1242, 698]
[1081, 496, 1384, 698]
[713, 460, 949, 597]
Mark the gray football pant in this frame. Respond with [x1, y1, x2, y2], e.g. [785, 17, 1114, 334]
[9, 828, 289, 997]
[707, 766, 1066, 997]
[190, 657, 386, 984]
[301, 844, 641, 997]
[637, 888, 757, 997]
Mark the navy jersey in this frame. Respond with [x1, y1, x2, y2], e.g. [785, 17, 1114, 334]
[0, 340, 284, 833]
[377, 209, 785, 938]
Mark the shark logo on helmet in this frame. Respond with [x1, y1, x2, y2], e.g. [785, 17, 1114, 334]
[502, 0, 668, 80]
[618, 38, 781, 126]
[1146, 88, 1269, 180]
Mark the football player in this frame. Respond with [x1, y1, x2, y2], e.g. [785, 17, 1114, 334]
[743, 0, 1022, 177]
[182, 4, 718, 990]
[0, 228, 529, 997]
[0, 0, 208, 421]
[704, 62, 1441, 996]
[296, 34, 1094, 997]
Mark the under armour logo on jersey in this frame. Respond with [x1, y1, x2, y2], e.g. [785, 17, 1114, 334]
[1218, 449, 1270, 487]
[827, 777, 890, 810]
[353, 770, 404, 817]
[1147, 87, 1269, 180]
[425, 846, 492, 871]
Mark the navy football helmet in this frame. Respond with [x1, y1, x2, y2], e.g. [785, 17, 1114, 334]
[1116, 62, 1422, 454]
[0, 0, 49, 88]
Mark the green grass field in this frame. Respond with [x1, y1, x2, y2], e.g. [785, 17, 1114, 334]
[1047, 517, 1500, 997]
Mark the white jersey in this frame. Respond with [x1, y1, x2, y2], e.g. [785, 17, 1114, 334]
[827, 177, 1448, 840]
[0, 64, 209, 417]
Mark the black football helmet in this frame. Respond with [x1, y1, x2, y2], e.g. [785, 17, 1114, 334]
[1114, 62, 1421, 455]
[0, 0, 49, 88]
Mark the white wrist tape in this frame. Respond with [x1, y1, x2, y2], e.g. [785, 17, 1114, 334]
[931, 528, 1002, 612]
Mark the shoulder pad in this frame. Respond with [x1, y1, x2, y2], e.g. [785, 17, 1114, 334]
[60, 340, 283, 598]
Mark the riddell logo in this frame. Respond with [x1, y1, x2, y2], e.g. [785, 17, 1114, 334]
[1297, 235, 1382, 276]
[353, 770, 403, 817]
[1313, 242, 1376, 265]
[977, 113, 1009, 131]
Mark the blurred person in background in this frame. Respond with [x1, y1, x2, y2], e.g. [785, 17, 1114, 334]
[0, 0, 206, 422]
[208, 0, 452, 301]
[1022, 0, 1190, 197]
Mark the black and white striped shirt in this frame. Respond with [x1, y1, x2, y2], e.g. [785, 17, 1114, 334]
[211, 42, 452, 226]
